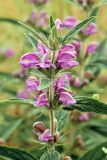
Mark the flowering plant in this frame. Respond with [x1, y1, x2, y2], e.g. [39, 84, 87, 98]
[0, 14, 107, 160]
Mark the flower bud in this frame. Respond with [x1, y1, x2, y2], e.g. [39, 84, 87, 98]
[33, 122, 46, 134]
[63, 156, 72, 160]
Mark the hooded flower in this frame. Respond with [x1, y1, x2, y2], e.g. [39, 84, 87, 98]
[39, 129, 53, 142]
[17, 90, 29, 99]
[34, 93, 49, 107]
[63, 16, 78, 28]
[82, 22, 98, 35]
[79, 113, 89, 121]
[19, 52, 39, 68]
[55, 74, 71, 94]
[19, 43, 52, 68]
[26, 76, 39, 92]
[59, 92, 76, 106]
[86, 42, 98, 55]
[72, 40, 81, 54]
[55, 19, 63, 31]
[57, 44, 79, 69]
[5, 48, 15, 58]
[37, 42, 49, 54]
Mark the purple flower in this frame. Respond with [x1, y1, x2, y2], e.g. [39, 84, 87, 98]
[37, 42, 49, 54]
[37, 11, 49, 28]
[82, 22, 98, 35]
[57, 44, 79, 69]
[72, 40, 81, 53]
[26, 76, 39, 92]
[39, 129, 53, 142]
[73, 77, 81, 88]
[34, 93, 49, 107]
[5, 48, 15, 58]
[55, 74, 72, 94]
[86, 42, 98, 55]
[30, 10, 37, 22]
[79, 113, 89, 121]
[19, 43, 52, 68]
[59, 92, 76, 106]
[63, 16, 78, 28]
[55, 19, 63, 31]
[19, 52, 39, 68]
[17, 90, 29, 99]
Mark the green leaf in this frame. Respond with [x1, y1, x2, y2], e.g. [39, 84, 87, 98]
[92, 58, 107, 66]
[40, 150, 60, 160]
[0, 119, 22, 141]
[64, 96, 107, 114]
[62, 16, 96, 45]
[25, 33, 38, 50]
[55, 110, 68, 132]
[0, 146, 37, 160]
[0, 98, 34, 106]
[0, 17, 22, 26]
[38, 78, 53, 90]
[78, 141, 107, 160]
[18, 21, 49, 47]
[50, 16, 55, 29]
[30, 69, 47, 78]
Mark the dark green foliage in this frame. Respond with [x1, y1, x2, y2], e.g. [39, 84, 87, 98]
[64, 96, 107, 114]
[0, 98, 34, 106]
[0, 146, 37, 160]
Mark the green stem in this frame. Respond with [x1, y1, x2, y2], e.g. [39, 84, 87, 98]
[48, 50, 57, 149]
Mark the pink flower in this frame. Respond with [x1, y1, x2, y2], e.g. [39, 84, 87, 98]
[26, 77, 39, 92]
[63, 16, 78, 28]
[73, 77, 81, 88]
[86, 42, 98, 55]
[5, 48, 15, 58]
[57, 44, 79, 69]
[82, 22, 98, 35]
[55, 74, 71, 94]
[17, 90, 29, 99]
[19, 43, 52, 68]
[59, 92, 76, 106]
[72, 40, 81, 53]
[19, 52, 39, 68]
[34, 93, 49, 107]
[37, 42, 49, 54]
[55, 19, 63, 31]
[79, 113, 89, 121]
[37, 11, 49, 28]
[39, 129, 53, 142]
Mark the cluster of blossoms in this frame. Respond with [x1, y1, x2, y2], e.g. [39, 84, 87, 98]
[19, 42, 78, 109]
[0, 48, 15, 58]
[26, 10, 49, 29]
[55, 17, 98, 88]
